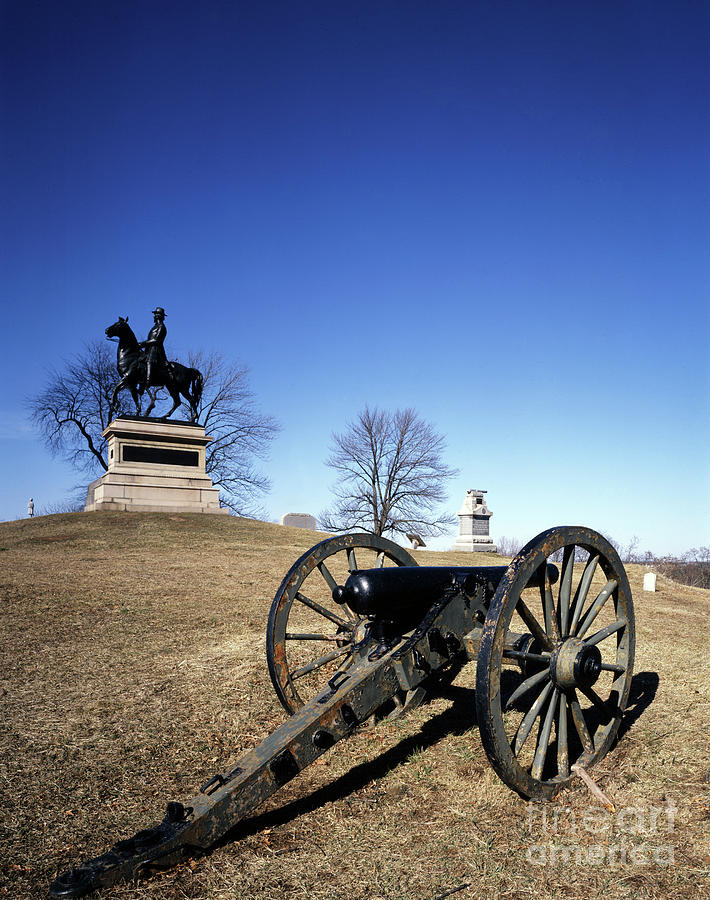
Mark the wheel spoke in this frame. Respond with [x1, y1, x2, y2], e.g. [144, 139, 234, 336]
[514, 681, 553, 755]
[579, 685, 621, 721]
[558, 691, 569, 777]
[515, 597, 554, 651]
[316, 561, 338, 592]
[586, 617, 627, 646]
[375, 551, 385, 568]
[540, 566, 560, 642]
[531, 688, 559, 780]
[568, 689, 593, 751]
[346, 548, 358, 572]
[576, 580, 618, 639]
[295, 591, 349, 628]
[316, 560, 356, 622]
[505, 668, 550, 711]
[285, 632, 348, 642]
[559, 546, 575, 636]
[569, 553, 600, 634]
[291, 646, 351, 680]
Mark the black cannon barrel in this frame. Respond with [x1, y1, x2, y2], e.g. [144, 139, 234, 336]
[333, 564, 558, 631]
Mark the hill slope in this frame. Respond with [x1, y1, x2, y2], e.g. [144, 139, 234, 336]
[1, 513, 708, 899]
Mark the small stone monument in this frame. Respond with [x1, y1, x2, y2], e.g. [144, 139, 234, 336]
[452, 489, 497, 553]
[643, 572, 657, 592]
[280, 513, 317, 530]
[406, 533, 426, 549]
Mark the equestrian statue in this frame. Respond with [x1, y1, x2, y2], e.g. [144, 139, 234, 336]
[106, 308, 203, 422]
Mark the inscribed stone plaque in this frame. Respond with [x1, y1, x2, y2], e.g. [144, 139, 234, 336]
[123, 445, 199, 467]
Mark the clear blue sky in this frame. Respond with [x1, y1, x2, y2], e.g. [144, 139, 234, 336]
[1, 0, 708, 555]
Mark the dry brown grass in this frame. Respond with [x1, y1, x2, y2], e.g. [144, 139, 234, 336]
[0, 512, 708, 899]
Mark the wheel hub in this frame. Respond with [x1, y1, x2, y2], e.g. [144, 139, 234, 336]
[550, 637, 602, 690]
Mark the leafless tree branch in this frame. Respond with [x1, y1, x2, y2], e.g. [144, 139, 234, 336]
[320, 406, 458, 537]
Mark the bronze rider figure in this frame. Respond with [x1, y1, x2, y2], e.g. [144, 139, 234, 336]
[140, 307, 169, 387]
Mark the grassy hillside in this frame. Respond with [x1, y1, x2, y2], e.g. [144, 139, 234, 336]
[0, 513, 708, 899]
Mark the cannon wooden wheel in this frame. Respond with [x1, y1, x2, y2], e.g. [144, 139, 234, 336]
[266, 533, 417, 714]
[476, 526, 635, 800]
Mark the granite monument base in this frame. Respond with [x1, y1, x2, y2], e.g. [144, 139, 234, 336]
[85, 418, 227, 514]
[451, 535, 498, 553]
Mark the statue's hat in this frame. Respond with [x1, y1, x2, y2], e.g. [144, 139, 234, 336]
[152, 307, 167, 317]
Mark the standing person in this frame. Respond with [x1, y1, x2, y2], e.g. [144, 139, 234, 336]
[140, 307, 168, 387]
[27, 498, 34, 517]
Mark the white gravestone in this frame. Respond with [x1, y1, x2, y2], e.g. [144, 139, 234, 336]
[451, 489, 497, 552]
[280, 513, 317, 530]
[643, 572, 657, 592]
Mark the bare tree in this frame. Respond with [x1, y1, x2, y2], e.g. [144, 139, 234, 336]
[28, 341, 125, 475]
[320, 406, 458, 537]
[190, 352, 279, 514]
[38, 489, 87, 515]
[28, 343, 279, 514]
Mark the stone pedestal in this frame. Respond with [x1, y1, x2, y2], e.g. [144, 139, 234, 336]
[85, 418, 227, 514]
[452, 489, 497, 552]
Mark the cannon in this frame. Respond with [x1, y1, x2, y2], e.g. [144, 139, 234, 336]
[51, 525, 635, 897]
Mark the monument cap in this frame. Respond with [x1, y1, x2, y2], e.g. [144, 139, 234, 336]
[152, 307, 167, 317]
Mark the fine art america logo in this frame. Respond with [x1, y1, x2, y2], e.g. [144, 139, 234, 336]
[526, 800, 676, 867]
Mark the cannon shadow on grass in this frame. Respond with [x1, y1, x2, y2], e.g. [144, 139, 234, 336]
[616, 670, 659, 739]
[215, 683, 480, 850]
[213, 671, 657, 852]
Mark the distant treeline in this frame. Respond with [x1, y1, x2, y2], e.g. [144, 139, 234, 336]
[622, 541, 710, 590]
[653, 559, 710, 590]
[496, 535, 710, 591]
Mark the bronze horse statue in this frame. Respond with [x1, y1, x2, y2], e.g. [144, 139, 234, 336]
[106, 317, 203, 422]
